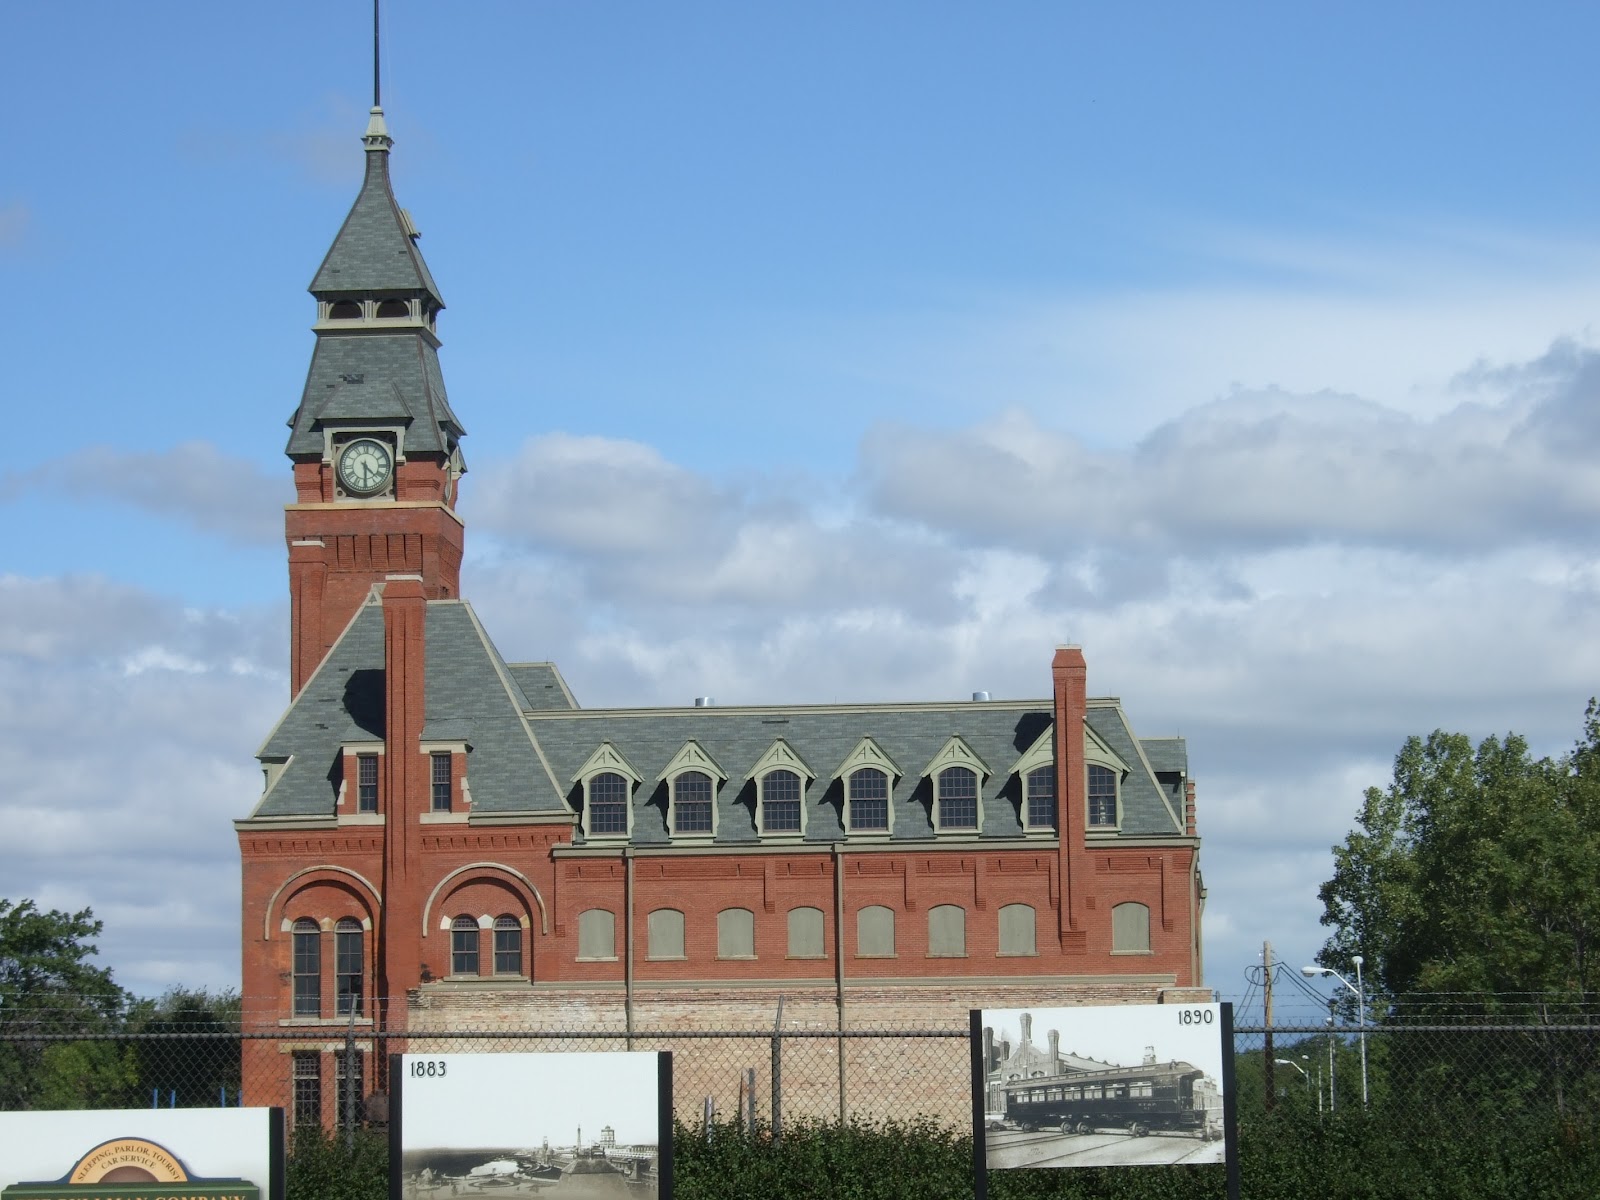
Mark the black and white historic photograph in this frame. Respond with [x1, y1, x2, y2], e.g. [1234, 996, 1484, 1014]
[394, 1052, 669, 1200]
[975, 1004, 1229, 1170]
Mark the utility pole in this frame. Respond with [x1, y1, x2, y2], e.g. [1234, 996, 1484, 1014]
[1263, 940, 1275, 1111]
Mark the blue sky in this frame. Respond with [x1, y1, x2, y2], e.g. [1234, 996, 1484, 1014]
[5, 2, 1600, 1020]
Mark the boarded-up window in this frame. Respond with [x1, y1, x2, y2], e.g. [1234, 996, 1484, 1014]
[928, 904, 966, 957]
[856, 905, 895, 957]
[788, 907, 824, 958]
[1112, 902, 1151, 954]
[578, 909, 615, 960]
[648, 908, 685, 959]
[998, 903, 1036, 956]
[718, 907, 755, 958]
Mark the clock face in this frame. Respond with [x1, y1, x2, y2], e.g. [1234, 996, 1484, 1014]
[337, 438, 394, 495]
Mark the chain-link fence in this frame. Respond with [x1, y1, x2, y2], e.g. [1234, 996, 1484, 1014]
[8, 1007, 1600, 1138]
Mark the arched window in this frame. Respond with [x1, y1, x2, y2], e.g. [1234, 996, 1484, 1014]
[587, 771, 630, 836]
[936, 766, 978, 830]
[672, 770, 714, 835]
[451, 915, 480, 976]
[928, 904, 966, 957]
[292, 918, 321, 1017]
[494, 915, 523, 976]
[787, 907, 824, 958]
[335, 918, 363, 1015]
[761, 769, 802, 834]
[1025, 766, 1056, 830]
[375, 299, 409, 319]
[577, 909, 616, 960]
[856, 905, 895, 957]
[998, 904, 1036, 956]
[717, 908, 755, 958]
[328, 300, 362, 320]
[647, 908, 685, 959]
[1088, 765, 1118, 828]
[848, 768, 889, 832]
[1112, 902, 1151, 954]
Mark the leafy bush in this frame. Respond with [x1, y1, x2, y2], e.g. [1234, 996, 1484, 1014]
[286, 1127, 387, 1200]
[282, 1107, 1600, 1200]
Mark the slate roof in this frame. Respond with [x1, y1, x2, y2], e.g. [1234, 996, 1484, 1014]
[309, 133, 443, 302]
[285, 116, 465, 460]
[249, 600, 1189, 847]
[250, 600, 564, 819]
[1085, 706, 1183, 835]
[286, 332, 463, 457]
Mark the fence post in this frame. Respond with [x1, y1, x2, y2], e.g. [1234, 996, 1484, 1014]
[770, 995, 784, 1144]
[343, 1002, 358, 1151]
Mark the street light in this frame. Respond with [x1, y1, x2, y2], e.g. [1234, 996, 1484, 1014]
[1302, 955, 1368, 1105]
[1275, 1055, 1318, 1113]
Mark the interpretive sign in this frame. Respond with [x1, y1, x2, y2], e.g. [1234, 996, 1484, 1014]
[391, 1051, 672, 1199]
[0, 1108, 282, 1200]
[970, 1003, 1236, 1198]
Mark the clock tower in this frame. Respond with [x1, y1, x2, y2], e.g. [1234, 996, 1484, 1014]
[283, 106, 466, 695]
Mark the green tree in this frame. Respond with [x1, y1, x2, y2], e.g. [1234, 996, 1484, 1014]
[126, 987, 242, 1107]
[0, 899, 129, 1110]
[1318, 709, 1600, 1013]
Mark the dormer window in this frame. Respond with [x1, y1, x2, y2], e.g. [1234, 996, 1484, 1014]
[671, 771, 714, 835]
[1088, 764, 1119, 828]
[329, 300, 362, 320]
[847, 768, 889, 832]
[1009, 726, 1057, 835]
[659, 740, 725, 840]
[760, 770, 803, 834]
[1025, 766, 1056, 830]
[573, 743, 642, 840]
[936, 766, 979, 830]
[924, 736, 988, 833]
[750, 740, 813, 838]
[588, 771, 630, 836]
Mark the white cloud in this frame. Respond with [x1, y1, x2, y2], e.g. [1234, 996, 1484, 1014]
[0, 575, 283, 997]
[0, 443, 286, 546]
[859, 338, 1600, 560]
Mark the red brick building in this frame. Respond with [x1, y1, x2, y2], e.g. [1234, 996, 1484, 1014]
[236, 106, 1207, 1124]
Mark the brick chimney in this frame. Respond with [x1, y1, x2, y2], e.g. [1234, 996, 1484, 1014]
[1052, 645, 1089, 950]
[378, 575, 428, 1023]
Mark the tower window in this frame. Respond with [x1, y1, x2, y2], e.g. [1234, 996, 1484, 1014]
[292, 1052, 322, 1128]
[493, 915, 523, 976]
[357, 754, 378, 813]
[292, 918, 321, 1017]
[335, 918, 363, 1016]
[375, 299, 409, 319]
[431, 753, 452, 812]
[451, 915, 480, 976]
[328, 300, 362, 320]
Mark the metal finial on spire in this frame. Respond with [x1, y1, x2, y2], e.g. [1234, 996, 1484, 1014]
[373, 0, 382, 108]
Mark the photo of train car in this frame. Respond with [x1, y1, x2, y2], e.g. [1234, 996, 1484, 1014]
[1001, 1057, 1214, 1138]
[973, 1003, 1232, 1172]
